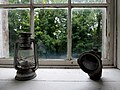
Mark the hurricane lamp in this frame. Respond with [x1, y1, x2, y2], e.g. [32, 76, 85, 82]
[14, 32, 38, 81]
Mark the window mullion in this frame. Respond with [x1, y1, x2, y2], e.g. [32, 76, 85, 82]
[0, 4, 30, 8]
[71, 3, 107, 8]
[33, 4, 68, 8]
[67, 0, 72, 60]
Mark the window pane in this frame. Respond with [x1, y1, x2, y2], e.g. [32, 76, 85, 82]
[0, 0, 30, 4]
[9, 9, 30, 57]
[34, 0, 68, 4]
[71, 0, 106, 3]
[72, 8, 106, 59]
[34, 8, 67, 59]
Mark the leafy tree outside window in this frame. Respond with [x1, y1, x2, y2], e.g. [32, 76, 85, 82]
[2, 0, 106, 60]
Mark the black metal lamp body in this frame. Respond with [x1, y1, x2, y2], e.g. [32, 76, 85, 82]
[77, 49, 102, 80]
[14, 32, 38, 81]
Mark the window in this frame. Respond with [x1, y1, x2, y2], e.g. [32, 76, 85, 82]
[0, 0, 116, 66]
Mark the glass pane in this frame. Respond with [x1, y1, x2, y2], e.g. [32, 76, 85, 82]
[8, 9, 30, 57]
[72, 8, 106, 59]
[71, 0, 106, 3]
[34, 0, 68, 4]
[0, 0, 30, 4]
[34, 8, 67, 59]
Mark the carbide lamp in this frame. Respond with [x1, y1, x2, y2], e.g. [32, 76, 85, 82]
[14, 32, 38, 81]
[77, 48, 102, 80]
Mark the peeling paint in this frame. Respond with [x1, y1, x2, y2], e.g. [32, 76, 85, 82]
[0, 5, 9, 58]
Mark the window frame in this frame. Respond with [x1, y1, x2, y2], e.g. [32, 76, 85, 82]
[0, 0, 117, 67]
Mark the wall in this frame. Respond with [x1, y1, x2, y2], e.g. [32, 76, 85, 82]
[117, 0, 120, 69]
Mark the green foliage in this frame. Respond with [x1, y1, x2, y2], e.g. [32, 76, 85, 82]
[9, 6, 102, 58]
[8, 0, 29, 4]
[34, 9, 67, 58]
[72, 9, 102, 55]
[9, 9, 30, 56]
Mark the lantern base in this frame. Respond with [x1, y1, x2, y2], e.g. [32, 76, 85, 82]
[15, 69, 37, 81]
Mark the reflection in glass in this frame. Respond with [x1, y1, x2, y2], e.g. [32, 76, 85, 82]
[82, 54, 99, 70]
